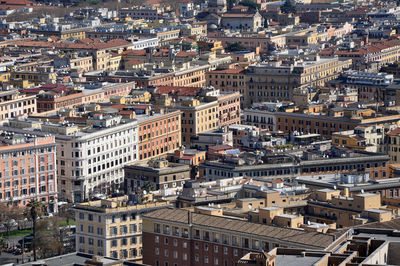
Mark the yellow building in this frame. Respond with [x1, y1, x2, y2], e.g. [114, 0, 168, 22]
[176, 99, 219, 145]
[11, 68, 57, 85]
[73, 196, 171, 262]
[0, 89, 36, 120]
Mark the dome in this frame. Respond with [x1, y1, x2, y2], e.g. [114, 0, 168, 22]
[208, 23, 218, 30]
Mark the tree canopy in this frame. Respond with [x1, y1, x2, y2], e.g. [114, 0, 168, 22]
[281, 0, 296, 14]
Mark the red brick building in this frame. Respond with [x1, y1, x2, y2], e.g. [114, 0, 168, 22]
[137, 111, 182, 161]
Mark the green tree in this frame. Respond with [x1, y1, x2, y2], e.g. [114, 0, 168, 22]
[226, 42, 247, 52]
[239, 0, 260, 10]
[0, 203, 23, 243]
[26, 199, 44, 261]
[281, 0, 296, 14]
[142, 181, 155, 192]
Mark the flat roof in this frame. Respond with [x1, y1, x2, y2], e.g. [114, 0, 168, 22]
[275, 254, 322, 266]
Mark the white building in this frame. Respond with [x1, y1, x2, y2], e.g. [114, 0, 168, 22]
[4, 115, 139, 203]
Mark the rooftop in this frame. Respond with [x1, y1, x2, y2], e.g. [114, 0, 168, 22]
[144, 208, 337, 249]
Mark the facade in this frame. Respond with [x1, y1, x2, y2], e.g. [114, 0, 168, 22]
[245, 57, 352, 107]
[119, 8, 161, 21]
[137, 111, 181, 161]
[307, 190, 394, 228]
[329, 71, 394, 103]
[142, 208, 339, 266]
[4, 115, 139, 203]
[176, 99, 219, 145]
[215, 91, 241, 127]
[0, 89, 36, 120]
[221, 12, 263, 32]
[36, 82, 135, 113]
[201, 152, 389, 181]
[74, 196, 171, 262]
[124, 159, 191, 192]
[387, 128, 400, 163]
[0, 134, 57, 212]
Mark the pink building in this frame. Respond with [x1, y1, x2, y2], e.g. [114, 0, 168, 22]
[0, 134, 58, 213]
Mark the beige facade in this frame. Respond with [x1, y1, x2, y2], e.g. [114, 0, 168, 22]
[176, 99, 219, 145]
[0, 90, 36, 120]
[124, 159, 191, 191]
[74, 196, 171, 262]
[245, 57, 352, 106]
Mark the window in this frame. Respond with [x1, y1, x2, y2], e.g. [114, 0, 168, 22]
[155, 248, 159, 255]
[111, 240, 117, 247]
[155, 236, 159, 243]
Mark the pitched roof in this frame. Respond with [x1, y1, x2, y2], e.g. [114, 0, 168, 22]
[143, 208, 337, 249]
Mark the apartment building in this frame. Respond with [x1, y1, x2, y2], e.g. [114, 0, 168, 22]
[74, 196, 171, 262]
[136, 111, 181, 161]
[201, 151, 389, 181]
[35, 82, 135, 113]
[332, 125, 387, 153]
[206, 67, 245, 107]
[4, 115, 139, 203]
[0, 89, 36, 120]
[119, 7, 161, 21]
[329, 71, 394, 103]
[124, 159, 191, 192]
[11, 68, 57, 86]
[0, 133, 57, 212]
[387, 128, 400, 163]
[54, 54, 93, 72]
[175, 99, 219, 146]
[243, 109, 358, 136]
[244, 109, 400, 138]
[307, 189, 394, 228]
[142, 208, 340, 266]
[204, 91, 241, 127]
[245, 57, 352, 106]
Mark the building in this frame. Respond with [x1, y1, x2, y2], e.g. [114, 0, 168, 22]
[136, 111, 181, 161]
[200, 150, 389, 181]
[20, 252, 148, 266]
[243, 108, 400, 138]
[306, 189, 395, 228]
[119, 7, 162, 21]
[387, 128, 400, 163]
[215, 91, 241, 126]
[142, 208, 342, 266]
[3, 115, 139, 203]
[175, 99, 219, 145]
[221, 11, 263, 32]
[245, 57, 352, 107]
[0, 89, 36, 120]
[329, 71, 394, 104]
[124, 159, 191, 192]
[0, 133, 57, 212]
[73, 196, 171, 262]
[206, 67, 246, 107]
[332, 125, 387, 153]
